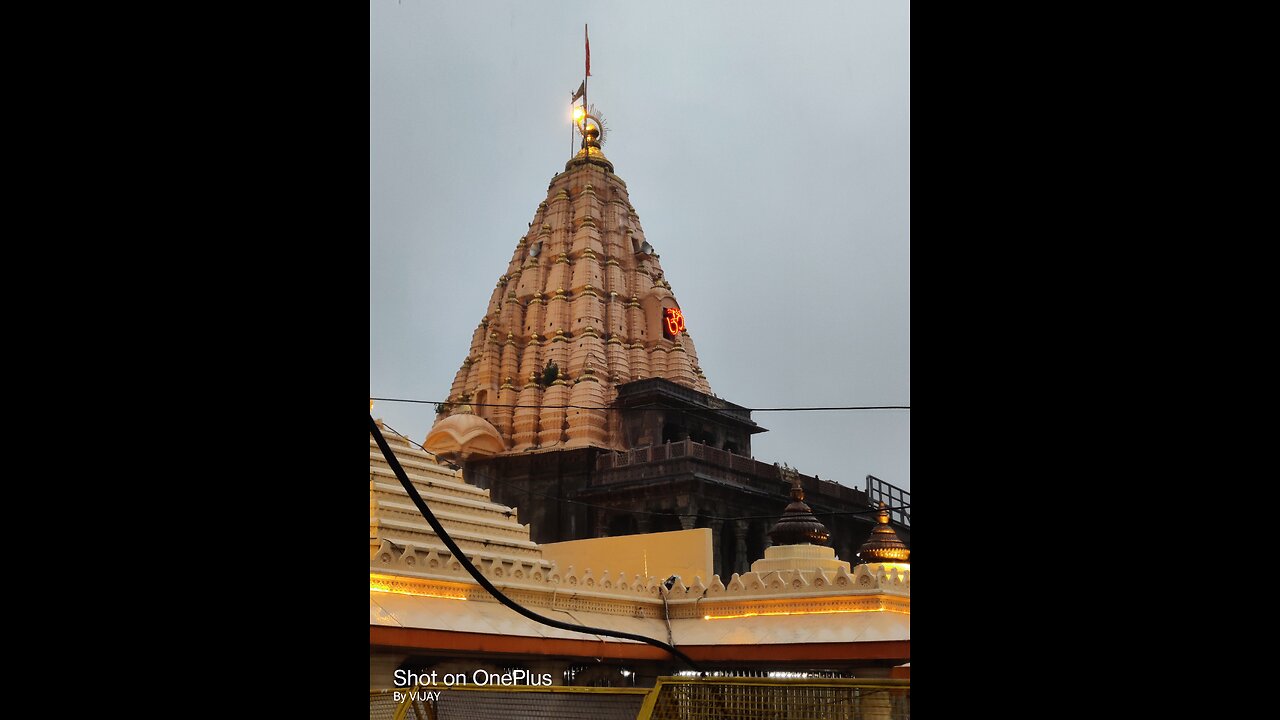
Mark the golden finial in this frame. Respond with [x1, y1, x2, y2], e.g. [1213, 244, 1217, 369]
[767, 467, 830, 546]
[857, 502, 911, 564]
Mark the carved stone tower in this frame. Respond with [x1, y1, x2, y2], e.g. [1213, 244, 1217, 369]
[420, 102, 901, 574]
[425, 120, 711, 460]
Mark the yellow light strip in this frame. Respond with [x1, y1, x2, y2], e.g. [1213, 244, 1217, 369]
[703, 607, 889, 620]
[369, 575, 468, 601]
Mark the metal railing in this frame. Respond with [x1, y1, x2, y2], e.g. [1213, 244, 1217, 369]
[865, 475, 910, 527]
[370, 688, 432, 720]
[375, 677, 909, 720]
[377, 684, 649, 720]
[636, 676, 910, 720]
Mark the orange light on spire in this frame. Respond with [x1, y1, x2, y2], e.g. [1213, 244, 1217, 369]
[664, 307, 686, 337]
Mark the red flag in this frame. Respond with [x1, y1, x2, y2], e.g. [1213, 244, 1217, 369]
[585, 25, 591, 77]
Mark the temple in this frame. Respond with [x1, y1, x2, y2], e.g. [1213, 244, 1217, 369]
[423, 112, 909, 576]
[373, 92, 910, 717]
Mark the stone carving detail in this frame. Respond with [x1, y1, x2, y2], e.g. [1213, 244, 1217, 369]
[425, 153, 714, 456]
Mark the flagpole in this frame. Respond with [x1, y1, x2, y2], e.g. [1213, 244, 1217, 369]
[583, 23, 589, 142]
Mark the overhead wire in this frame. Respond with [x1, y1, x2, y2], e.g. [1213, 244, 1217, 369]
[370, 396, 909, 412]
[374, 422, 909, 524]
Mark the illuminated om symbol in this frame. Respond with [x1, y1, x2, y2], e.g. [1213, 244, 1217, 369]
[664, 308, 686, 336]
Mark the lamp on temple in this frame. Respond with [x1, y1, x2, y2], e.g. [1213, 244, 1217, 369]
[767, 468, 831, 546]
[749, 466, 847, 575]
[856, 502, 910, 570]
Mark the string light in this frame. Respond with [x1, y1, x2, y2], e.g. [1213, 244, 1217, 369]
[703, 607, 891, 620]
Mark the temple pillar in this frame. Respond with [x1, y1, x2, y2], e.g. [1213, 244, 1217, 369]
[734, 520, 749, 575]
[710, 520, 724, 578]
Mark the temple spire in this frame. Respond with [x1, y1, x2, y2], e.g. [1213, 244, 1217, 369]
[425, 100, 712, 459]
[767, 465, 831, 546]
[857, 502, 911, 564]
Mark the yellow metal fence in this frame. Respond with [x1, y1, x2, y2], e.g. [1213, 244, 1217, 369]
[372, 684, 648, 720]
[637, 677, 910, 720]
[372, 677, 910, 720]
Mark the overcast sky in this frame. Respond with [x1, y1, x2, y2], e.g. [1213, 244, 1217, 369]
[370, 1, 910, 494]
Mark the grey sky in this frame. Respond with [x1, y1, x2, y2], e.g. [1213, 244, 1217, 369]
[370, 1, 910, 494]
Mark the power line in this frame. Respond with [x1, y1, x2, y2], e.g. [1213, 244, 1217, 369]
[378, 420, 454, 465]
[371, 396, 909, 412]
[374, 423, 909, 525]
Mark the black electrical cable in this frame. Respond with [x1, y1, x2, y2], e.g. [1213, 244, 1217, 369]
[370, 414, 703, 673]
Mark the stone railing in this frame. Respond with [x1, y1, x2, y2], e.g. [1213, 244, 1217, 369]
[593, 440, 869, 506]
